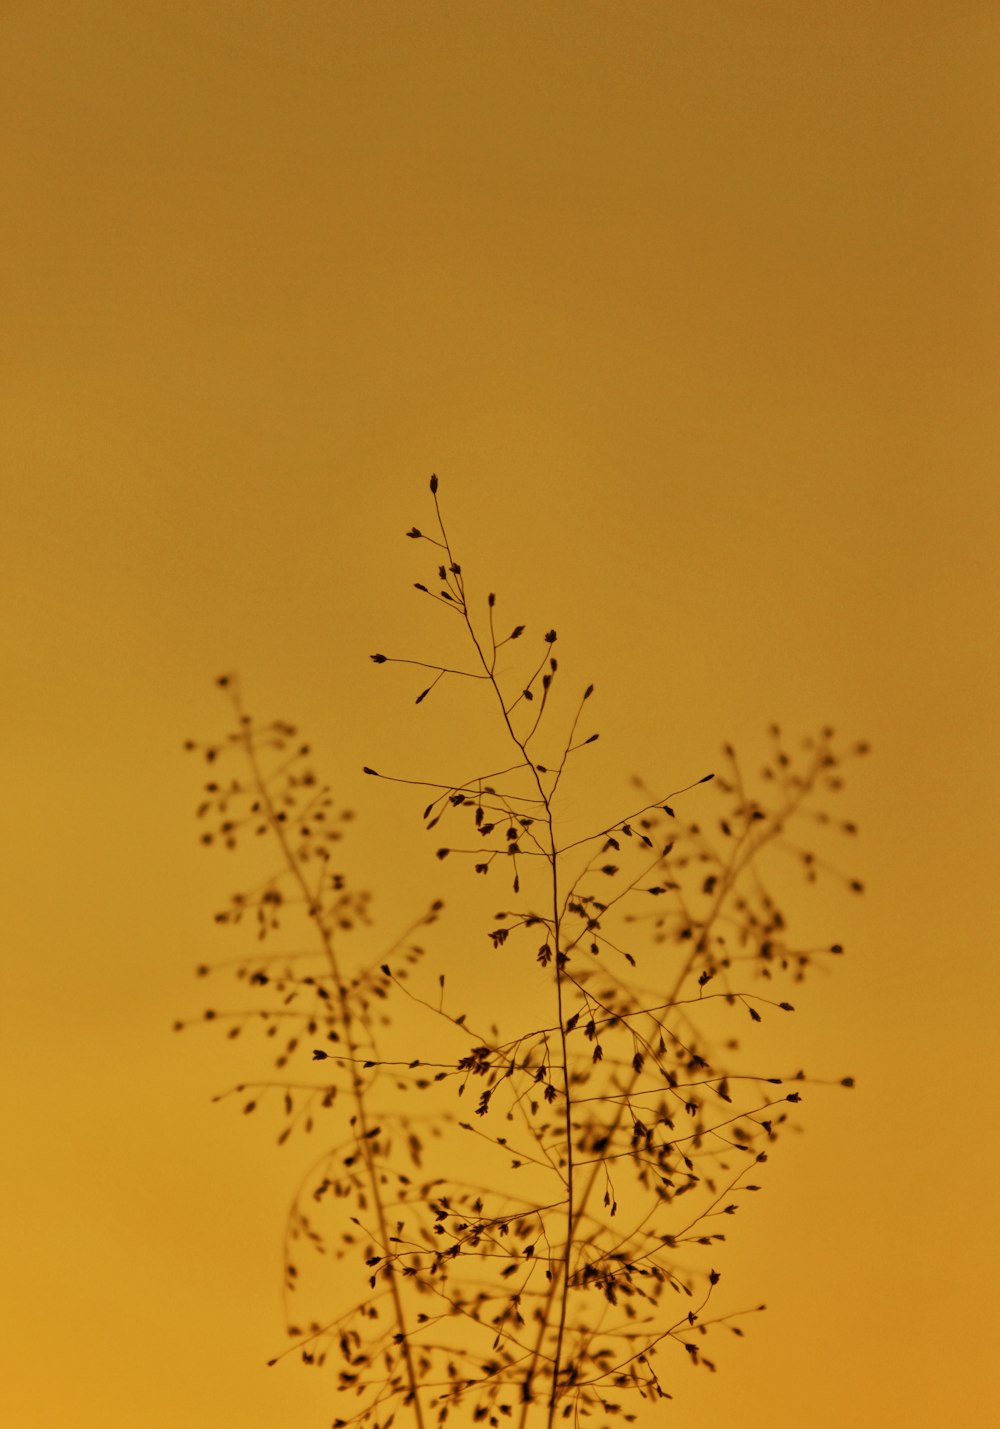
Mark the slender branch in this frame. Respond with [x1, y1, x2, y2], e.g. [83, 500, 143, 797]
[231, 685, 428, 1429]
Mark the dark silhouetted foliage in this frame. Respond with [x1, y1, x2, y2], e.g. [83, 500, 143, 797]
[179, 478, 866, 1428]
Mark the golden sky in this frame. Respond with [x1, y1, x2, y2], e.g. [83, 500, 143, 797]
[3, 3, 998, 1426]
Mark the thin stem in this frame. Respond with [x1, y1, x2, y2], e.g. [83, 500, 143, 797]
[428, 489, 578, 1425]
[234, 691, 428, 1429]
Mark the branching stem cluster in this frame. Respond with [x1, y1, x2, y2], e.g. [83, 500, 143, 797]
[180, 477, 866, 1429]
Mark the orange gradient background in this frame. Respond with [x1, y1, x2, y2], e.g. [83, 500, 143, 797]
[3, 4, 997, 1426]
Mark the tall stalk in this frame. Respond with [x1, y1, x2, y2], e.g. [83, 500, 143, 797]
[232, 688, 427, 1429]
[424, 484, 576, 1423]
[181, 681, 429, 1429]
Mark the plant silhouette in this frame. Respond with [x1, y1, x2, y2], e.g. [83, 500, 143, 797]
[179, 477, 866, 1428]
[179, 681, 441, 1428]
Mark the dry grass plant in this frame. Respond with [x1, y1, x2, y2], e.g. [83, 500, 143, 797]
[178, 477, 867, 1429]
